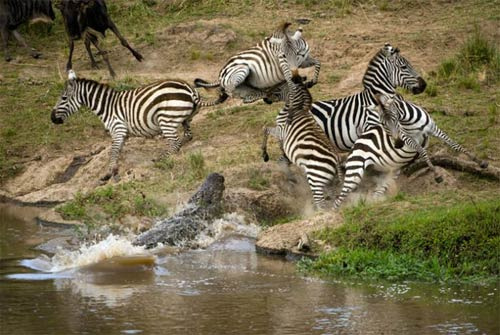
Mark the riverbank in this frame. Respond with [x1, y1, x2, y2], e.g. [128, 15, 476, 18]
[1, 0, 499, 283]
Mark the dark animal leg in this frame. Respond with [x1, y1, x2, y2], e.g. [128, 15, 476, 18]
[90, 38, 116, 78]
[1, 28, 10, 62]
[12, 30, 41, 59]
[84, 37, 98, 69]
[108, 21, 143, 61]
[66, 39, 75, 71]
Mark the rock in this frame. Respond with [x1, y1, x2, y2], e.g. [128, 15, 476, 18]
[256, 212, 343, 257]
[133, 173, 225, 249]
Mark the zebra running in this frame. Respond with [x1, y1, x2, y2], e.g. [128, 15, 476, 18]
[261, 71, 342, 207]
[378, 92, 488, 171]
[289, 44, 427, 153]
[0, 0, 55, 61]
[334, 94, 489, 209]
[194, 22, 320, 104]
[51, 70, 228, 181]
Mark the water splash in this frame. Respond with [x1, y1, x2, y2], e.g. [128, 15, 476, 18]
[194, 213, 260, 248]
[22, 234, 151, 273]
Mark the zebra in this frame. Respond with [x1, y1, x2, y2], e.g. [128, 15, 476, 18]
[334, 94, 489, 209]
[0, 0, 55, 61]
[377, 92, 488, 173]
[261, 70, 342, 207]
[194, 22, 321, 104]
[288, 44, 427, 153]
[51, 70, 228, 181]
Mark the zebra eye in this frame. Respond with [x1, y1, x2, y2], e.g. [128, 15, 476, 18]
[61, 96, 68, 101]
[401, 65, 408, 70]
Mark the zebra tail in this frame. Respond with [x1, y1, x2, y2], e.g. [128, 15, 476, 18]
[197, 91, 229, 107]
[194, 78, 220, 89]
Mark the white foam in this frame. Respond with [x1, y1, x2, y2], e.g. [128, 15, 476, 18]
[31, 234, 150, 273]
[194, 213, 260, 248]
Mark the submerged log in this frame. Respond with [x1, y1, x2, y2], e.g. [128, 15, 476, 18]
[133, 173, 225, 249]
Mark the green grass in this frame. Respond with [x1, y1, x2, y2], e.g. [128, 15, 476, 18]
[303, 198, 500, 282]
[56, 182, 168, 225]
[436, 27, 499, 86]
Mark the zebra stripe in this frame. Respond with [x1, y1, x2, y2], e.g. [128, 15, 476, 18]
[334, 123, 424, 209]
[334, 95, 489, 209]
[276, 44, 426, 152]
[379, 93, 489, 171]
[195, 23, 320, 103]
[262, 72, 342, 207]
[51, 72, 227, 181]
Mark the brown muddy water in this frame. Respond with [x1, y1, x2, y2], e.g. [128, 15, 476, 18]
[0, 204, 498, 335]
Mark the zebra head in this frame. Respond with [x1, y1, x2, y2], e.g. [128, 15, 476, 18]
[270, 23, 310, 69]
[373, 93, 405, 149]
[369, 44, 427, 95]
[51, 70, 82, 124]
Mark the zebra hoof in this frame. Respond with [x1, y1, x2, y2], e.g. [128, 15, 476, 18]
[479, 161, 488, 169]
[263, 98, 273, 104]
[262, 152, 269, 162]
[5, 56, 12, 62]
[435, 175, 444, 183]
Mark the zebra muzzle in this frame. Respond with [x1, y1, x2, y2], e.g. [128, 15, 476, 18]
[412, 77, 427, 94]
[51, 110, 64, 124]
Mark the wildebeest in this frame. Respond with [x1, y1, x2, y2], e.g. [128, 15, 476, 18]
[56, 0, 143, 77]
[0, 0, 55, 61]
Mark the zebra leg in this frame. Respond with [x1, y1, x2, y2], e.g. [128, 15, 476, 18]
[300, 56, 321, 88]
[373, 170, 397, 197]
[11, 30, 41, 59]
[334, 158, 367, 209]
[261, 126, 272, 162]
[181, 120, 193, 145]
[261, 125, 284, 162]
[222, 65, 250, 97]
[401, 133, 443, 183]
[433, 127, 488, 169]
[242, 89, 267, 104]
[307, 175, 327, 209]
[102, 133, 126, 182]
[84, 37, 99, 69]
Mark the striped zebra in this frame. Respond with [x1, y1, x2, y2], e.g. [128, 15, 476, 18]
[261, 71, 342, 207]
[51, 70, 227, 181]
[378, 92, 488, 170]
[194, 22, 320, 104]
[334, 94, 489, 208]
[1, 0, 55, 61]
[285, 44, 427, 152]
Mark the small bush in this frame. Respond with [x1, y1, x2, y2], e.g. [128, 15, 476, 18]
[437, 28, 499, 86]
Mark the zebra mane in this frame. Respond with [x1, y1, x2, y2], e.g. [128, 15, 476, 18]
[71, 77, 112, 90]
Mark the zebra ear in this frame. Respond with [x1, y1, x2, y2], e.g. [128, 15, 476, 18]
[292, 28, 303, 40]
[68, 70, 77, 81]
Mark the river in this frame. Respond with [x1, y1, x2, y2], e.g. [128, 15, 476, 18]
[0, 204, 498, 334]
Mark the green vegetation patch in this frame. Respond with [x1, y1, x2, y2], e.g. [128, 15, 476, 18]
[57, 182, 168, 225]
[436, 27, 499, 86]
[303, 198, 500, 282]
